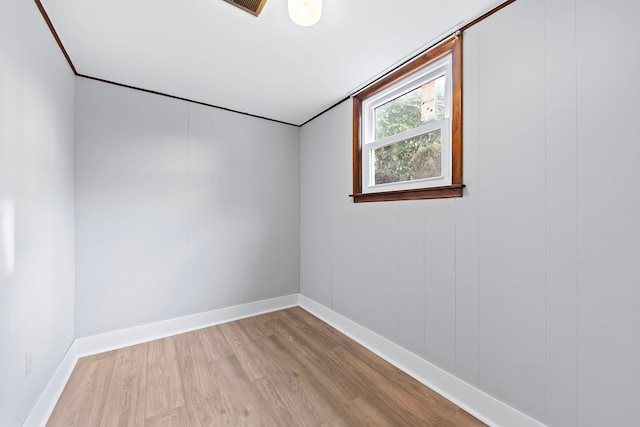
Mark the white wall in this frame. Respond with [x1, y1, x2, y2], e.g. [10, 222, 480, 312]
[299, 0, 640, 425]
[575, 1, 640, 425]
[74, 78, 300, 337]
[0, 1, 76, 425]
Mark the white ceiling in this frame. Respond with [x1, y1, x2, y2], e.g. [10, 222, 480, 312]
[41, 0, 502, 125]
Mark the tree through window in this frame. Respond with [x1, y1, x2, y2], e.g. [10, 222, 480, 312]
[352, 35, 463, 203]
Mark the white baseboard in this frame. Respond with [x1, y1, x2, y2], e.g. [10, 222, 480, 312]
[76, 294, 300, 357]
[23, 293, 299, 426]
[25, 293, 545, 427]
[22, 341, 78, 427]
[298, 295, 547, 427]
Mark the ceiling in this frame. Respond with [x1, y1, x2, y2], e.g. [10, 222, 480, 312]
[41, 0, 503, 126]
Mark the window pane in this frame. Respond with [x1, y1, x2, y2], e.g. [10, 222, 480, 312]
[375, 75, 446, 140]
[373, 129, 442, 185]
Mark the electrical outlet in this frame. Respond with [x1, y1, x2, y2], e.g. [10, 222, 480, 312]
[25, 351, 32, 377]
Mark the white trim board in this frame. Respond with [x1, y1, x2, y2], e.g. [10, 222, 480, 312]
[298, 295, 547, 427]
[22, 341, 78, 427]
[22, 293, 299, 427]
[23, 293, 546, 427]
[76, 294, 300, 357]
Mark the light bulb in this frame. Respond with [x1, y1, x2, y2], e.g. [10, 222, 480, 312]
[288, 0, 322, 27]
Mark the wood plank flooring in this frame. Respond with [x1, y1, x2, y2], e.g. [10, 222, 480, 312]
[48, 307, 486, 426]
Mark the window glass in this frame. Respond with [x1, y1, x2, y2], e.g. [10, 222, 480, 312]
[374, 75, 446, 140]
[373, 129, 442, 185]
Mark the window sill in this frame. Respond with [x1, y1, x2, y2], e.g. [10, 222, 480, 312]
[350, 184, 463, 203]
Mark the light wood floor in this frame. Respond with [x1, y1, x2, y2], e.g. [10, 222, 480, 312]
[48, 307, 486, 426]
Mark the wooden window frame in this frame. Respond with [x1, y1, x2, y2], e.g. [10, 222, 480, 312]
[351, 35, 463, 203]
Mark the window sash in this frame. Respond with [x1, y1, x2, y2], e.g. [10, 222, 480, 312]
[362, 55, 452, 147]
[360, 55, 453, 194]
[363, 122, 451, 193]
[364, 118, 447, 152]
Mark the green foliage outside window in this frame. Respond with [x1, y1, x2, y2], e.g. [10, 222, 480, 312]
[373, 85, 444, 185]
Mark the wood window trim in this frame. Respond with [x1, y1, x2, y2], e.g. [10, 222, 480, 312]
[351, 35, 463, 203]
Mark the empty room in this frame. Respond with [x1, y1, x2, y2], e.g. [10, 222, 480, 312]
[1, 0, 639, 425]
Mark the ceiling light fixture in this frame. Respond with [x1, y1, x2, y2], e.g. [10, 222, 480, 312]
[288, 0, 322, 26]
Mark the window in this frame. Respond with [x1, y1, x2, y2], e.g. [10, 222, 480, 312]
[352, 35, 463, 202]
